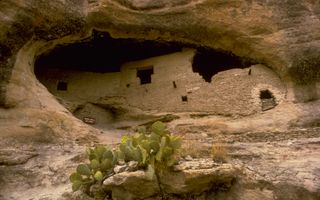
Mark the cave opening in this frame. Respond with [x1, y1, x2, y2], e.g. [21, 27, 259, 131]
[35, 30, 183, 74]
[192, 47, 254, 82]
[35, 31, 255, 79]
[35, 30, 256, 86]
[34, 30, 187, 127]
[34, 30, 257, 127]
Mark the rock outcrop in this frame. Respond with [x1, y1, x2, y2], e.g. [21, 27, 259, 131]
[1, 0, 320, 200]
[0, 0, 319, 132]
[103, 160, 237, 200]
[0, 0, 319, 139]
[1, 0, 320, 107]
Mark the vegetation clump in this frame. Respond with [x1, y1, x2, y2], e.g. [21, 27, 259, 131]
[211, 143, 228, 163]
[69, 121, 181, 199]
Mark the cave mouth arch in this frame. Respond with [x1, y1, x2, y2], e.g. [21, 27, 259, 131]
[34, 30, 256, 127]
[34, 31, 184, 73]
[34, 30, 254, 76]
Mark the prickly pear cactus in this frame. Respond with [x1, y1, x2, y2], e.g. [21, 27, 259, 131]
[119, 121, 182, 175]
[70, 121, 181, 199]
[69, 145, 116, 199]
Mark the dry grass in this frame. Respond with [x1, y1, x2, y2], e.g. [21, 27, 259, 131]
[178, 139, 211, 159]
[211, 143, 228, 163]
[173, 126, 229, 162]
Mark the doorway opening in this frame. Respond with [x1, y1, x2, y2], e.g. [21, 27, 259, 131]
[260, 89, 277, 111]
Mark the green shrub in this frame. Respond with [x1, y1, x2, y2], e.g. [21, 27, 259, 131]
[69, 121, 181, 199]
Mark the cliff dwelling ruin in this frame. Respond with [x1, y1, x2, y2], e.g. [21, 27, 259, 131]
[2, 1, 320, 199]
[34, 31, 286, 128]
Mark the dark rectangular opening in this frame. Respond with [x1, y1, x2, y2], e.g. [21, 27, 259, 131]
[173, 81, 177, 88]
[181, 96, 188, 102]
[137, 66, 154, 85]
[260, 89, 277, 111]
[57, 81, 68, 91]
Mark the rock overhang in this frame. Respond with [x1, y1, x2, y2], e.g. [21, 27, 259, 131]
[0, 0, 319, 120]
[1, 2, 320, 199]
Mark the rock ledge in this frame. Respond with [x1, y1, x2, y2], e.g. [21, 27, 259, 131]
[103, 159, 237, 200]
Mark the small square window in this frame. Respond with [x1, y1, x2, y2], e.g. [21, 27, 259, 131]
[181, 96, 188, 102]
[57, 81, 68, 91]
[137, 66, 154, 85]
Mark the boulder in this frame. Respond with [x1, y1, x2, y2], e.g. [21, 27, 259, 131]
[103, 170, 160, 200]
[103, 160, 237, 199]
[161, 160, 237, 195]
[0, 149, 38, 165]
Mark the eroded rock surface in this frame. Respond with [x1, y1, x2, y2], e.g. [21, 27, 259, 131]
[1, 115, 320, 200]
[170, 118, 320, 200]
[0, 0, 320, 199]
[0, 0, 319, 137]
[103, 161, 237, 199]
[103, 170, 160, 199]
[1, 0, 320, 107]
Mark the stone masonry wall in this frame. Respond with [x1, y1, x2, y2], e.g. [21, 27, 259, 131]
[36, 49, 286, 117]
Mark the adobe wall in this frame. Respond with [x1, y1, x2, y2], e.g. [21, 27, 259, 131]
[37, 68, 122, 103]
[120, 49, 286, 115]
[119, 49, 204, 112]
[37, 49, 286, 116]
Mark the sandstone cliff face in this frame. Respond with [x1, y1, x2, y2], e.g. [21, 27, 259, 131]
[0, 0, 86, 104]
[0, 0, 319, 126]
[0, 0, 320, 106]
[0, 1, 320, 199]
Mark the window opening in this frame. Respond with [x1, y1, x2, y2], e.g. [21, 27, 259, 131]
[173, 81, 177, 88]
[137, 66, 154, 85]
[181, 96, 188, 102]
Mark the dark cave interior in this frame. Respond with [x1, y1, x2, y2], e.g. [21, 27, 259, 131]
[192, 48, 254, 82]
[35, 30, 254, 81]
